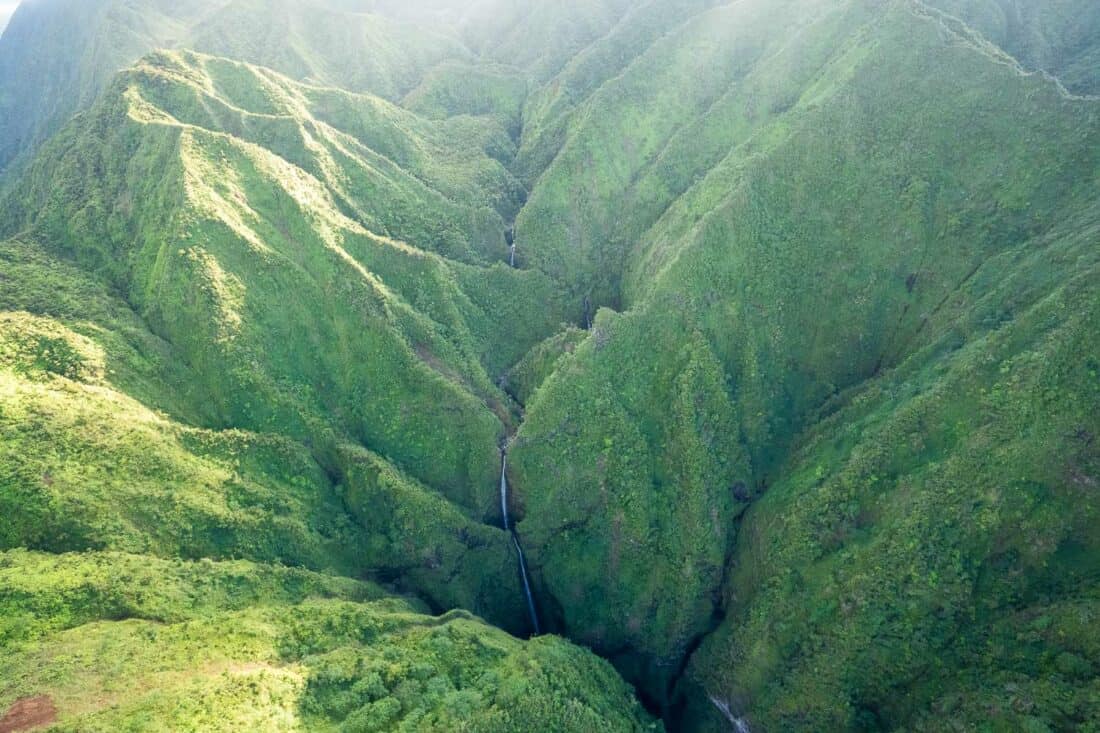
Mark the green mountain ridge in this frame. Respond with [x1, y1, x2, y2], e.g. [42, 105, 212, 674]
[0, 0, 1098, 731]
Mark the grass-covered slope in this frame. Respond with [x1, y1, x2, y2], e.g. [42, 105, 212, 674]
[1, 0, 1098, 731]
[0, 235, 538, 631]
[0, 0, 473, 175]
[682, 200, 1100, 730]
[514, 0, 848, 309]
[0, 552, 659, 732]
[3, 50, 570, 516]
[0, 216, 658, 730]
[512, 0, 719, 187]
[0, 0, 652, 181]
[512, 305, 752, 708]
[924, 0, 1100, 94]
[509, 0, 1100, 717]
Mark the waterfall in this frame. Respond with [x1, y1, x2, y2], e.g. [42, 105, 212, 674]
[500, 453, 511, 531]
[506, 226, 516, 268]
[513, 534, 541, 635]
[500, 450, 540, 634]
[709, 696, 751, 733]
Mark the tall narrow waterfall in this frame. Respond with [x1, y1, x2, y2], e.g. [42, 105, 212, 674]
[709, 696, 751, 732]
[500, 453, 511, 531]
[513, 534, 541, 635]
[500, 451, 541, 634]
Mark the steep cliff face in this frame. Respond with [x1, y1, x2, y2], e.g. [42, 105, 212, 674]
[1, 1, 1098, 731]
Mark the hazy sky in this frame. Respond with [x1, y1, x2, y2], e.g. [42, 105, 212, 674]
[0, 2, 18, 35]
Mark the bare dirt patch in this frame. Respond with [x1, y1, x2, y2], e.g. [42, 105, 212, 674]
[0, 696, 58, 733]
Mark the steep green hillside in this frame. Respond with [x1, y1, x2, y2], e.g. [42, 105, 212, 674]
[0, 233, 535, 629]
[515, 0, 846, 308]
[0, 0, 217, 172]
[0, 0, 471, 174]
[0, 198, 655, 729]
[0, 0, 647, 178]
[1, 0, 1098, 731]
[924, 0, 1100, 94]
[4, 50, 569, 514]
[513, 0, 719, 186]
[681, 200, 1100, 730]
[508, 0, 1100, 719]
[0, 552, 657, 731]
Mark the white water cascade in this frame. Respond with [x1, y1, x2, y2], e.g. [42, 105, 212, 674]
[506, 226, 517, 268]
[500, 453, 511, 530]
[500, 451, 541, 634]
[709, 696, 751, 733]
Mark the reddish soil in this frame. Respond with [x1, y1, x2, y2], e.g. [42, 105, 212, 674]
[0, 697, 58, 733]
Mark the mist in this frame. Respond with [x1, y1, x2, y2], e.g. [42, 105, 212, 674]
[0, 2, 19, 34]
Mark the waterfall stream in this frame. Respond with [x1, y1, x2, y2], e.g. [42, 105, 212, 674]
[499, 225, 537, 634]
[506, 226, 516, 268]
[500, 453, 511, 531]
[513, 534, 541, 635]
[500, 451, 541, 634]
[709, 696, 751, 733]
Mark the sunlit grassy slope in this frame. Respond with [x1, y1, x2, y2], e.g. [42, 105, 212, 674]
[0, 0, 479, 175]
[0, 231, 536, 627]
[0, 130, 655, 729]
[0, 551, 657, 731]
[4, 50, 570, 512]
[0, 0, 1098, 731]
[0, 45, 572, 642]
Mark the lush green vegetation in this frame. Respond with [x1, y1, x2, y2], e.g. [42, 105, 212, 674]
[681, 204, 1100, 730]
[0, 213, 651, 729]
[923, 0, 1100, 95]
[3, 50, 566, 510]
[0, 0, 474, 174]
[1, 0, 1098, 730]
[0, 552, 657, 731]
